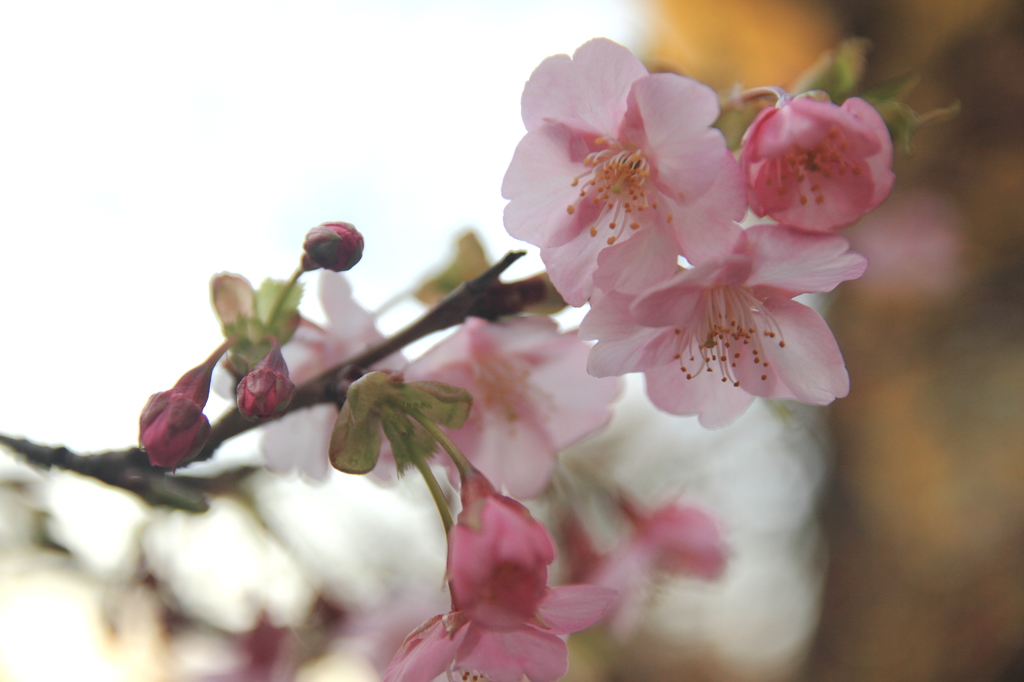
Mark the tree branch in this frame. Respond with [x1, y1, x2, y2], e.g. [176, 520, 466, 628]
[0, 251, 528, 508]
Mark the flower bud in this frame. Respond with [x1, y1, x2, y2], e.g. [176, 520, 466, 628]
[139, 339, 232, 468]
[301, 222, 364, 272]
[236, 338, 296, 421]
[139, 393, 211, 469]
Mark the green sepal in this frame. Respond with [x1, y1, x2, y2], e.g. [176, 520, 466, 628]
[713, 100, 764, 151]
[254, 277, 303, 344]
[327, 372, 475, 477]
[380, 405, 438, 475]
[328, 371, 390, 474]
[791, 37, 871, 103]
[397, 382, 473, 430]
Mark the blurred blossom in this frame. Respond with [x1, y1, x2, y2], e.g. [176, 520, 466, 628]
[402, 317, 620, 498]
[846, 191, 964, 298]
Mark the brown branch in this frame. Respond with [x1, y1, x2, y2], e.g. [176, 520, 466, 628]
[0, 251, 528, 508]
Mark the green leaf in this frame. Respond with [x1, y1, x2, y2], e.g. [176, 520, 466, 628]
[398, 381, 473, 429]
[254, 277, 304, 343]
[380, 405, 437, 475]
[414, 231, 491, 306]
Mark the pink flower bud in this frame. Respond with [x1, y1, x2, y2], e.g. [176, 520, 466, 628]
[236, 339, 296, 422]
[301, 221, 364, 272]
[139, 393, 211, 469]
[741, 95, 894, 232]
[449, 472, 556, 631]
[139, 339, 232, 468]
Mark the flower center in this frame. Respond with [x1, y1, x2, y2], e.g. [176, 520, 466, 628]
[565, 138, 662, 245]
[764, 126, 863, 206]
[672, 284, 785, 386]
[473, 355, 546, 423]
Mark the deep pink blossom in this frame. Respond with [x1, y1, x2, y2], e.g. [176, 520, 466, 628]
[401, 316, 620, 498]
[259, 272, 398, 480]
[590, 503, 727, 636]
[383, 475, 616, 682]
[741, 96, 894, 232]
[502, 38, 745, 306]
[580, 223, 867, 427]
[448, 476, 555, 630]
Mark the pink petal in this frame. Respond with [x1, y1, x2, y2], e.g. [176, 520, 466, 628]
[527, 332, 621, 449]
[660, 154, 746, 265]
[540, 224, 614, 306]
[842, 97, 895, 209]
[630, 257, 751, 329]
[382, 614, 467, 682]
[536, 584, 618, 633]
[456, 624, 569, 682]
[521, 38, 647, 134]
[502, 122, 591, 248]
[644, 363, 756, 428]
[753, 297, 850, 404]
[642, 505, 728, 579]
[592, 225, 681, 296]
[622, 74, 726, 200]
[580, 291, 681, 376]
[744, 223, 868, 296]
[476, 407, 559, 499]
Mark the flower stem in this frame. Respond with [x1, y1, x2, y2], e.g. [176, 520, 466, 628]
[266, 266, 305, 328]
[408, 411, 475, 481]
[411, 454, 453, 536]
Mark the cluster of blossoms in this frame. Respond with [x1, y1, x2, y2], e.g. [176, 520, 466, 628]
[504, 38, 891, 426]
[132, 37, 897, 682]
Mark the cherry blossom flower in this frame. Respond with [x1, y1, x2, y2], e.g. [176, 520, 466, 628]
[590, 502, 727, 636]
[580, 223, 867, 427]
[401, 316, 620, 498]
[741, 95, 894, 232]
[383, 474, 616, 682]
[260, 271, 399, 480]
[502, 38, 746, 306]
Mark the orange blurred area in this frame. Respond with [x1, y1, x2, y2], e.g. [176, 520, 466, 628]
[645, 0, 841, 88]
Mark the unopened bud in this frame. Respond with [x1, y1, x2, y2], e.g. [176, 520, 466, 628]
[139, 393, 211, 469]
[301, 222, 364, 272]
[139, 338, 233, 468]
[236, 338, 296, 421]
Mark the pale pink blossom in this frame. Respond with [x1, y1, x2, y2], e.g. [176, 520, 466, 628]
[260, 271, 399, 480]
[741, 96, 894, 232]
[383, 475, 616, 682]
[502, 38, 746, 306]
[401, 316, 620, 498]
[590, 503, 727, 636]
[581, 223, 867, 427]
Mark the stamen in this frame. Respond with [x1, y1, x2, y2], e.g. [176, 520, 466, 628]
[672, 284, 787, 388]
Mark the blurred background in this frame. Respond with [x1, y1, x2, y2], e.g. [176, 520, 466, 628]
[0, 0, 1021, 680]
